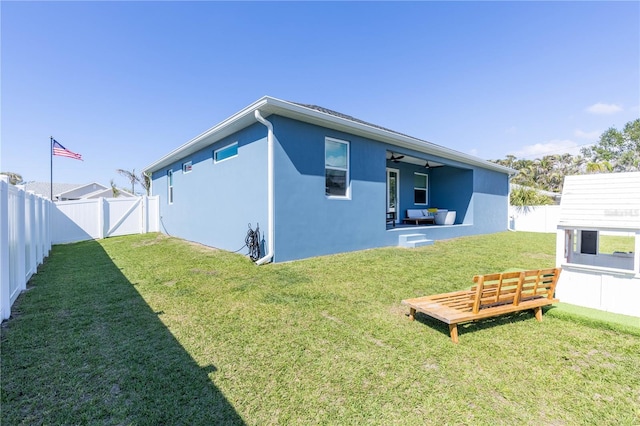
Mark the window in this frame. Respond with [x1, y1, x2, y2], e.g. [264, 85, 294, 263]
[580, 230, 598, 255]
[414, 172, 428, 205]
[214, 142, 238, 163]
[325, 138, 349, 197]
[182, 161, 192, 173]
[167, 170, 174, 204]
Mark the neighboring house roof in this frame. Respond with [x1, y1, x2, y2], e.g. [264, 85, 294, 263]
[56, 182, 108, 200]
[20, 182, 84, 199]
[144, 96, 515, 175]
[20, 181, 112, 200]
[83, 187, 134, 199]
[558, 172, 640, 230]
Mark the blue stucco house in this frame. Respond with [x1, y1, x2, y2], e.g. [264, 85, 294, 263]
[144, 96, 514, 263]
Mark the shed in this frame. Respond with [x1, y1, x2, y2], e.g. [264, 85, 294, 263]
[555, 172, 640, 317]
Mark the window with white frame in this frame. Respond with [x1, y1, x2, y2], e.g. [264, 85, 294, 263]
[167, 169, 174, 204]
[414, 172, 428, 205]
[214, 142, 238, 163]
[182, 161, 192, 173]
[325, 137, 349, 197]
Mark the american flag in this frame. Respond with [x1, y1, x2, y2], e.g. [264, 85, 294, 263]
[52, 139, 82, 160]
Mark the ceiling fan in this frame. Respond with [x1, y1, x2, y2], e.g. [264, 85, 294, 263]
[389, 153, 405, 163]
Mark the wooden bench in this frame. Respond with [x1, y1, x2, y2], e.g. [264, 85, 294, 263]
[401, 268, 561, 343]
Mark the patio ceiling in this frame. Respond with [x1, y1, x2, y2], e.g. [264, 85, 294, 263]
[386, 151, 444, 168]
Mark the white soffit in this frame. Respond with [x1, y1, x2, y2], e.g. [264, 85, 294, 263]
[558, 172, 640, 230]
[144, 96, 514, 175]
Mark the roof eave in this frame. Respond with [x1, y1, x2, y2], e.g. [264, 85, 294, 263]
[143, 97, 272, 173]
[144, 96, 515, 175]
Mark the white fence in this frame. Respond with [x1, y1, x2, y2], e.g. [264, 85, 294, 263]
[1, 175, 160, 320]
[52, 196, 159, 244]
[1, 177, 52, 321]
[509, 205, 560, 233]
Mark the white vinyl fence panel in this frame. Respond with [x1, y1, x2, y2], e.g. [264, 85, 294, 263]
[1, 177, 52, 320]
[2, 176, 159, 321]
[52, 196, 160, 244]
[509, 205, 561, 233]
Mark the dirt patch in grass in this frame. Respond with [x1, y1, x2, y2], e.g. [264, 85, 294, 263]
[182, 240, 220, 253]
[129, 233, 168, 247]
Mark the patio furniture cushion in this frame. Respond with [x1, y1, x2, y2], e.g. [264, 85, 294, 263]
[406, 209, 425, 219]
[403, 209, 435, 225]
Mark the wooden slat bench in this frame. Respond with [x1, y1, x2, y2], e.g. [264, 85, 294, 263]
[401, 268, 561, 343]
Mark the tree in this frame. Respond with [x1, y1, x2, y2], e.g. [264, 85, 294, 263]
[581, 118, 640, 172]
[0, 172, 23, 185]
[117, 168, 138, 194]
[510, 186, 554, 209]
[585, 161, 613, 174]
[139, 172, 151, 196]
[116, 168, 151, 196]
[110, 179, 121, 197]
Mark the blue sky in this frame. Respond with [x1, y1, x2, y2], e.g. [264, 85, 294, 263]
[2, 1, 638, 191]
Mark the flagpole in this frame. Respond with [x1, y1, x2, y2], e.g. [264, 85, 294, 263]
[50, 136, 53, 201]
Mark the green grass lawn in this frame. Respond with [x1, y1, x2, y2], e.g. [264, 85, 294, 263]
[2, 232, 639, 425]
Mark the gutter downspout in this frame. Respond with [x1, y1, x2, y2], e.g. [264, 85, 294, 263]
[254, 110, 275, 265]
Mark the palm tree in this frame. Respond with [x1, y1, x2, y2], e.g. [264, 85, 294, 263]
[586, 161, 613, 174]
[117, 168, 138, 194]
[139, 172, 151, 196]
[0, 171, 23, 185]
[110, 179, 121, 198]
[116, 168, 152, 196]
[510, 185, 554, 212]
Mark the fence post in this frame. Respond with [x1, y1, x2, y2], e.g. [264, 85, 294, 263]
[16, 189, 26, 292]
[141, 196, 148, 234]
[98, 197, 105, 239]
[36, 196, 44, 265]
[45, 198, 51, 255]
[0, 178, 10, 320]
[26, 191, 37, 280]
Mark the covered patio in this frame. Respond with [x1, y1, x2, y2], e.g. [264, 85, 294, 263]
[385, 150, 471, 230]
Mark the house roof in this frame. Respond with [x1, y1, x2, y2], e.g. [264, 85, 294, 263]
[57, 182, 108, 198]
[20, 181, 109, 200]
[558, 172, 640, 230]
[144, 96, 515, 175]
[20, 182, 84, 199]
[83, 187, 134, 199]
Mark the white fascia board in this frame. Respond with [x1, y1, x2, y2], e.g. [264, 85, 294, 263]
[143, 97, 271, 173]
[260, 98, 514, 174]
[144, 95, 515, 175]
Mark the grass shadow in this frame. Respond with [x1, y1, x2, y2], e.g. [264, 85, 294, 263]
[412, 307, 554, 342]
[1, 240, 245, 425]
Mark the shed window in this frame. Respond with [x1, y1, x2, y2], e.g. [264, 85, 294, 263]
[325, 138, 349, 198]
[580, 230, 598, 255]
[214, 142, 238, 163]
[414, 173, 428, 205]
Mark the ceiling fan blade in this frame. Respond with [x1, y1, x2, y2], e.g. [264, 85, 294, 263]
[389, 153, 404, 162]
